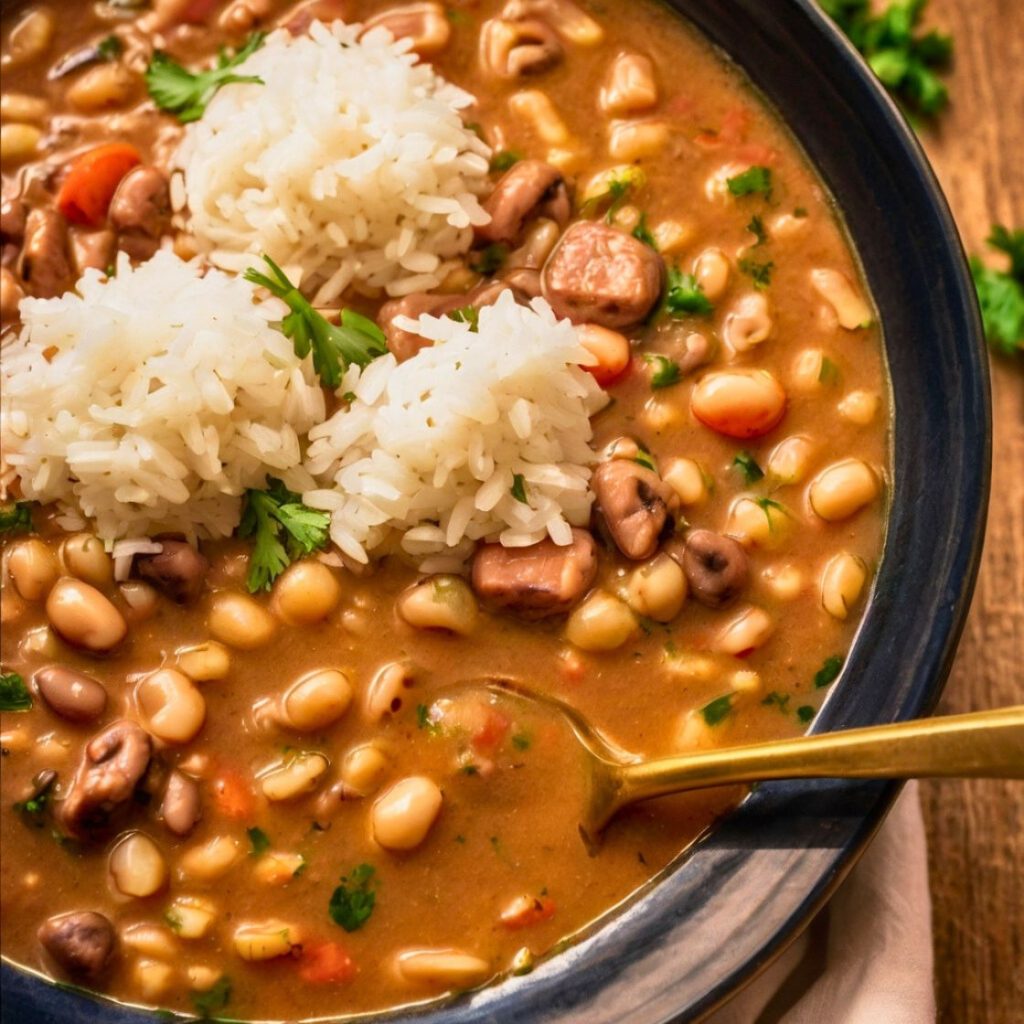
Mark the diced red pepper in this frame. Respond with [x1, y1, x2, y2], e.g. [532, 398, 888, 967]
[210, 768, 256, 821]
[298, 942, 357, 984]
[471, 706, 511, 755]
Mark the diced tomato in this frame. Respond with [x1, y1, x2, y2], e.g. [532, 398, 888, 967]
[56, 143, 141, 227]
[694, 105, 752, 150]
[735, 143, 778, 166]
[577, 324, 631, 388]
[298, 942, 357, 984]
[471, 706, 511, 755]
[557, 648, 586, 684]
[500, 895, 556, 930]
[210, 768, 256, 820]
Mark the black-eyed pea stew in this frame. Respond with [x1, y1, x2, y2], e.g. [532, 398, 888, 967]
[1, 0, 887, 1018]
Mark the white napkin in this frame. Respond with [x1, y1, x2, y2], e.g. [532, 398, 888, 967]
[708, 781, 935, 1024]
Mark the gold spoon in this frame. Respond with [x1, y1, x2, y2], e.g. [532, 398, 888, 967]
[480, 680, 1024, 842]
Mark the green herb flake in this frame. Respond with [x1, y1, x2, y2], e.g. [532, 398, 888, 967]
[761, 691, 791, 713]
[146, 32, 266, 123]
[329, 863, 377, 932]
[738, 256, 775, 289]
[454, 834, 467, 844]
[797, 705, 816, 724]
[970, 225, 1023, 358]
[247, 826, 271, 857]
[191, 975, 232, 1019]
[449, 305, 480, 332]
[580, 168, 644, 222]
[793, 206, 808, 218]
[632, 213, 658, 249]
[726, 165, 773, 199]
[0, 672, 32, 713]
[416, 703, 440, 735]
[754, 496, 787, 533]
[470, 243, 509, 276]
[664, 639, 678, 658]
[163, 910, 183, 933]
[461, 763, 479, 776]
[644, 353, 682, 389]
[747, 214, 768, 246]
[96, 34, 123, 60]
[665, 267, 714, 316]
[490, 150, 522, 173]
[0, 502, 34, 534]
[511, 473, 529, 504]
[814, 654, 844, 689]
[511, 733, 531, 751]
[818, 356, 842, 385]
[238, 477, 330, 592]
[732, 450, 764, 484]
[244, 254, 387, 388]
[634, 448, 657, 473]
[14, 774, 56, 822]
[700, 694, 734, 727]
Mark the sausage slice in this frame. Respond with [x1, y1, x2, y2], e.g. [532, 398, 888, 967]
[477, 160, 570, 246]
[38, 911, 116, 981]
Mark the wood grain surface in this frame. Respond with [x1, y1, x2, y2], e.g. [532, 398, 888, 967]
[914, 1, 1023, 1021]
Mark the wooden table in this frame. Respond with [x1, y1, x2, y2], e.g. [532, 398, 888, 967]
[914, 2, 1023, 1020]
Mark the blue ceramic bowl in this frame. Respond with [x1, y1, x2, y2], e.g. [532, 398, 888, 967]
[1, 0, 990, 1021]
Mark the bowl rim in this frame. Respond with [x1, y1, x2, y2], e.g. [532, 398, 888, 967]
[0, 0, 990, 1021]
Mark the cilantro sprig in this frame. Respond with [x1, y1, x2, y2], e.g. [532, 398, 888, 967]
[644, 354, 681, 390]
[0, 502, 33, 534]
[245, 255, 387, 388]
[146, 32, 266, 123]
[329, 864, 377, 932]
[239, 478, 330, 592]
[191, 976, 232, 1019]
[727, 166, 773, 200]
[665, 268, 713, 316]
[0, 672, 32, 712]
[970, 225, 1023, 358]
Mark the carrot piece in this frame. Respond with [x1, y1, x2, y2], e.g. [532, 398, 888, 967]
[471, 706, 511, 755]
[210, 768, 256, 820]
[56, 143, 141, 227]
[500, 895, 556, 930]
[298, 942, 357, 984]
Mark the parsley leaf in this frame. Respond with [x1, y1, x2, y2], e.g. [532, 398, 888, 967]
[511, 473, 529, 504]
[632, 213, 658, 249]
[797, 705, 816, 723]
[581, 167, 645, 222]
[747, 214, 767, 246]
[245, 255, 387, 388]
[14, 772, 56, 823]
[470, 243, 509, 276]
[738, 256, 774, 289]
[511, 733, 531, 751]
[448, 305, 480, 331]
[754, 496, 787, 532]
[733, 451, 764, 484]
[644, 354, 681, 389]
[191, 975, 232, 1019]
[146, 32, 266, 123]
[970, 225, 1024, 358]
[727, 166, 773, 199]
[96, 35, 123, 60]
[761, 691, 791, 713]
[247, 827, 271, 857]
[701, 694, 734, 727]
[238, 477, 330, 592]
[634, 447, 657, 473]
[0, 672, 32, 712]
[490, 150, 522, 172]
[814, 654, 844, 689]
[0, 501, 33, 534]
[329, 864, 377, 932]
[818, 356, 842, 384]
[416, 703, 440, 734]
[665, 267, 713, 316]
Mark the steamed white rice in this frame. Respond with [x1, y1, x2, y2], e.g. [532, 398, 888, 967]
[0, 251, 324, 543]
[303, 291, 609, 567]
[173, 20, 492, 304]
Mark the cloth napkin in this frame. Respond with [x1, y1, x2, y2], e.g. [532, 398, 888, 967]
[707, 781, 935, 1024]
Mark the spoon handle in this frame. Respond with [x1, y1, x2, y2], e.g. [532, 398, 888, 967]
[620, 705, 1024, 803]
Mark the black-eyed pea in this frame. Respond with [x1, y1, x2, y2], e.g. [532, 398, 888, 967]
[133, 958, 175, 1000]
[135, 669, 206, 745]
[208, 591, 276, 649]
[713, 604, 774, 655]
[65, 64, 139, 114]
[8, 539, 60, 601]
[165, 895, 216, 939]
[760, 563, 805, 602]
[480, 17, 563, 79]
[119, 580, 160, 622]
[364, 661, 415, 721]
[6, 9, 55, 63]
[233, 920, 302, 960]
[723, 292, 772, 354]
[565, 590, 637, 652]
[0, 583, 27, 627]
[509, 90, 570, 145]
[820, 552, 869, 620]
[121, 923, 178, 961]
[766, 435, 816, 484]
[109, 832, 168, 898]
[770, 212, 808, 238]
[59, 534, 114, 588]
[810, 268, 873, 329]
[20, 624, 59, 659]
[0, 727, 29, 753]
[178, 835, 242, 883]
[186, 965, 223, 991]
[601, 52, 658, 115]
[0, 123, 42, 165]
[808, 459, 879, 521]
[674, 709, 718, 751]
[395, 948, 492, 988]
[272, 559, 341, 625]
[176, 641, 231, 682]
[46, 578, 127, 652]
[340, 743, 390, 796]
[662, 457, 709, 506]
[34, 666, 107, 723]
[693, 247, 731, 302]
[371, 776, 443, 851]
[608, 119, 669, 162]
[641, 395, 683, 433]
[691, 370, 787, 439]
[260, 751, 329, 802]
[252, 851, 305, 885]
[398, 576, 478, 635]
[626, 554, 687, 622]
[363, 2, 451, 56]
[726, 497, 790, 549]
[279, 669, 352, 731]
[730, 669, 762, 694]
[789, 348, 834, 393]
[838, 390, 880, 425]
[651, 219, 693, 255]
[576, 324, 631, 387]
[0, 92, 49, 123]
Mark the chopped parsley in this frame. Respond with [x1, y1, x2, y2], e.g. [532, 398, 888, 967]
[644, 353, 682, 389]
[970, 225, 1023, 358]
[733, 451, 764, 484]
[247, 827, 271, 857]
[700, 694, 734, 727]
[238, 477, 330, 592]
[0, 673, 32, 712]
[448, 305, 480, 331]
[244, 255, 387, 388]
[0, 502, 33, 534]
[329, 863, 377, 932]
[96, 34, 123, 60]
[14, 773, 56, 823]
[581, 168, 644, 222]
[511, 733, 531, 751]
[665, 268, 713, 316]
[818, 356, 842, 384]
[797, 705, 816, 724]
[510, 473, 529, 504]
[820, 0, 952, 120]
[761, 691, 791, 713]
[191, 975, 232, 1019]
[632, 213, 658, 249]
[145, 32, 266, 123]
[738, 256, 774, 289]
[415, 703, 439, 734]
[726, 166, 773, 199]
[490, 150, 522, 172]
[754, 496, 787, 532]
[634, 447, 657, 473]
[461, 763, 480, 776]
[470, 243, 509, 276]
[747, 214, 768, 246]
[814, 654, 844, 689]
